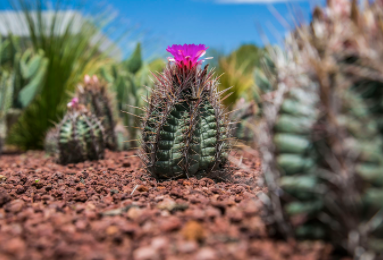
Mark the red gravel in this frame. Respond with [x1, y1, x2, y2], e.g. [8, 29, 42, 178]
[0, 150, 334, 260]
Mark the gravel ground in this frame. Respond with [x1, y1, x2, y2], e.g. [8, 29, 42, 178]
[0, 150, 335, 260]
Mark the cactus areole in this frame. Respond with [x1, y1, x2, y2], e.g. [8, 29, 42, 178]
[140, 44, 233, 180]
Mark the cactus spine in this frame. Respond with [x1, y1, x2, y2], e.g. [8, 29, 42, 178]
[139, 44, 233, 180]
[57, 99, 105, 164]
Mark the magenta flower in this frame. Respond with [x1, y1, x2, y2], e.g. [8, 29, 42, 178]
[67, 97, 79, 108]
[166, 44, 212, 69]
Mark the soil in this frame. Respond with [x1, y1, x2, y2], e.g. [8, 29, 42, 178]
[0, 150, 335, 260]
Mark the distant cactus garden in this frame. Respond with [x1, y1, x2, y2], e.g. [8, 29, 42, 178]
[1, 0, 383, 259]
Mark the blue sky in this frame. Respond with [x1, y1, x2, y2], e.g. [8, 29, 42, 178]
[1, 0, 325, 59]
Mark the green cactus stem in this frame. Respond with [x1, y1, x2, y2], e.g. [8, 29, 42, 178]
[57, 99, 105, 165]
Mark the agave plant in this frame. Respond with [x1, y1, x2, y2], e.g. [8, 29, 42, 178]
[139, 44, 233, 180]
[259, 0, 383, 257]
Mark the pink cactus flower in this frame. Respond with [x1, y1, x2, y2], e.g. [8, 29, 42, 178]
[166, 44, 212, 69]
[84, 75, 91, 84]
[67, 97, 79, 108]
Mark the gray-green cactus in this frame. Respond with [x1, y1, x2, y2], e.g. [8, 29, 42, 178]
[77, 75, 118, 151]
[139, 62, 233, 180]
[259, 1, 383, 257]
[57, 101, 105, 165]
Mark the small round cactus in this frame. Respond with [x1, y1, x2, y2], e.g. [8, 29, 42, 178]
[139, 44, 233, 180]
[57, 98, 105, 165]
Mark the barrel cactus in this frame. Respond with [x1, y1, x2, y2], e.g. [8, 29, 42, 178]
[139, 44, 233, 180]
[259, 1, 383, 257]
[77, 75, 117, 151]
[57, 98, 105, 165]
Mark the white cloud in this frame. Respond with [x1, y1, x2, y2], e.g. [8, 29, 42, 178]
[216, 0, 305, 3]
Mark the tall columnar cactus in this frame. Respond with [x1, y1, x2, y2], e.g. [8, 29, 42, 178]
[139, 44, 233, 180]
[77, 75, 117, 151]
[57, 98, 105, 165]
[259, 1, 383, 257]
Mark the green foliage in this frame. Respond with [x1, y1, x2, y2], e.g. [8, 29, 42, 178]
[0, 35, 48, 153]
[216, 44, 263, 108]
[124, 43, 143, 74]
[5, 0, 123, 150]
[99, 44, 165, 150]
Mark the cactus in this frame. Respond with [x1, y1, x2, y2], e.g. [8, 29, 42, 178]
[57, 98, 105, 165]
[99, 46, 165, 150]
[139, 44, 233, 180]
[44, 127, 58, 155]
[76, 75, 118, 151]
[259, 1, 383, 257]
[230, 98, 258, 145]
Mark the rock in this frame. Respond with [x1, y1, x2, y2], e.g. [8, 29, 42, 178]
[195, 248, 217, 260]
[0, 187, 11, 206]
[160, 217, 181, 232]
[151, 237, 168, 250]
[133, 246, 158, 260]
[5, 200, 24, 213]
[181, 221, 205, 242]
[15, 185, 25, 195]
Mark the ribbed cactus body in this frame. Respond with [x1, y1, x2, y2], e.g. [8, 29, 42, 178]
[77, 77, 117, 151]
[141, 64, 232, 180]
[57, 109, 105, 164]
[258, 1, 383, 256]
[265, 83, 327, 239]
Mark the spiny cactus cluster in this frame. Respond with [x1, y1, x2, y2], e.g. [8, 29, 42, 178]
[56, 98, 105, 165]
[77, 75, 118, 151]
[258, 0, 383, 257]
[139, 44, 233, 180]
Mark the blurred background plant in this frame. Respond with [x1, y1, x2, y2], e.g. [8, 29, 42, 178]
[0, 0, 127, 150]
[99, 43, 166, 150]
[0, 35, 48, 153]
[256, 0, 383, 258]
[0, 0, 270, 153]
